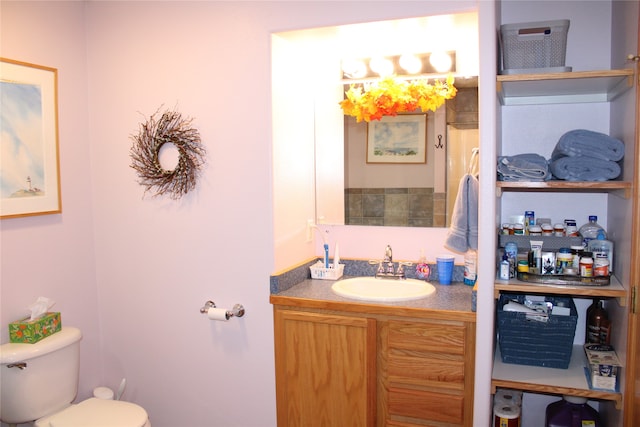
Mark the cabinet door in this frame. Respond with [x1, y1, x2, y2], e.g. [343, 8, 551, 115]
[274, 309, 376, 427]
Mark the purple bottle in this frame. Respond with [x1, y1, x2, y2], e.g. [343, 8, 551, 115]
[546, 396, 603, 427]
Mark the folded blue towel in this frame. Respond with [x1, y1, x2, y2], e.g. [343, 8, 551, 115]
[497, 153, 551, 182]
[552, 129, 625, 162]
[550, 156, 621, 181]
[445, 173, 478, 253]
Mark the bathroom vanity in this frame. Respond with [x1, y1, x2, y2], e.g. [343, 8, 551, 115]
[270, 278, 476, 427]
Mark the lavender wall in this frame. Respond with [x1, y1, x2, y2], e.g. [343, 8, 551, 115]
[0, 1, 103, 405]
[1, 2, 477, 426]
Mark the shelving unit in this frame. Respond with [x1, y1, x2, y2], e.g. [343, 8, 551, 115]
[492, 65, 636, 424]
[497, 69, 634, 105]
[492, 346, 622, 409]
[494, 274, 628, 304]
[496, 180, 632, 198]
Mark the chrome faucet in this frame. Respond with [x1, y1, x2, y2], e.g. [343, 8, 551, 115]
[369, 245, 412, 279]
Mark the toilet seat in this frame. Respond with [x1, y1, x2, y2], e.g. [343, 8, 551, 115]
[35, 398, 149, 427]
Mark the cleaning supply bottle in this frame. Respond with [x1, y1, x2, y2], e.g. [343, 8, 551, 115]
[545, 396, 602, 427]
[579, 215, 606, 247]
[587, 230, 613, 273]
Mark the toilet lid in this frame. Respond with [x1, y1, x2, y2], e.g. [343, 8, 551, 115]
[47, 398, 148, 427]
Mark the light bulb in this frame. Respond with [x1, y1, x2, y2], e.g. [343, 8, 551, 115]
[399, 54, 422, 74]
[429, 51, 453, 73]
[369, 57, 394, 77]
[342, 59, 367, 79]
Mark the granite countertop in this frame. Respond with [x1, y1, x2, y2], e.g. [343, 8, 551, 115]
[273, 276, 475, 315]
[270, 259, 476, 320]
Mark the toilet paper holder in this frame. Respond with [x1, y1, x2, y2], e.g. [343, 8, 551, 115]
[199, 300, 245, 320]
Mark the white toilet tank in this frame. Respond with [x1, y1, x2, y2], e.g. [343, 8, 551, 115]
[0, 327, 82, 424]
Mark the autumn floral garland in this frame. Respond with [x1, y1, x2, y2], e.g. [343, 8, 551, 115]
[130, 109, 206, 200]
[340, 75, 457, 122]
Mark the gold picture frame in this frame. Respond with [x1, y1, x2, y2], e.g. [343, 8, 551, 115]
[1, 58, 61, 219]
[366, 113, 427, 164]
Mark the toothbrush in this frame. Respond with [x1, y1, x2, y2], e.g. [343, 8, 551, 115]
[324, 243, 330, 268]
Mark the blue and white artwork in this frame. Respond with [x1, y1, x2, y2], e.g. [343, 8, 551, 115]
[371, 120, 421, 156]
[367, 114, 426, 163]
[1, 81, 45, 198]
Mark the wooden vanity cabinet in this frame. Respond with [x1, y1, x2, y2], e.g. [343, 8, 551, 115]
[380, 319, 475, 426]
[273, 308, 377, 427]
[272, 304, 475, 427]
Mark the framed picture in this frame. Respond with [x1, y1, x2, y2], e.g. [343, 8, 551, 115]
[366, 114, 427, 164]
[1, 58, 61, 219]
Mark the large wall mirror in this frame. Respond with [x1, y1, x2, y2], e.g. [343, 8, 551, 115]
[274, 12, 479, 232]
[342, 79, 478, 228]
[312, 13, 480, 228]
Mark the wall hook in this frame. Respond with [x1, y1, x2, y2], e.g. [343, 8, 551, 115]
[436, 134, 444, 149]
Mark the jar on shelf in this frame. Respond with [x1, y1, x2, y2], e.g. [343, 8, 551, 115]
[580, 251, 594, 277]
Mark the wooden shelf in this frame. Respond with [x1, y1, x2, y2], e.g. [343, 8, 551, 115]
[492, 345, 622, 409]
[497, 69, 634, 105]
[496, 180, 632, 198]
[494, 274, 627, 305]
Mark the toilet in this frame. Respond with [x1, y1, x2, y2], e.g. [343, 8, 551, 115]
[0, 327, 150, 427]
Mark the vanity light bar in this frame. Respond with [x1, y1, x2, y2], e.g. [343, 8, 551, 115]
[341, 51, 456, 80]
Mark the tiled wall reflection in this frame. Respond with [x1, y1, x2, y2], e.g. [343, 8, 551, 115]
[345, 188, 446, 227]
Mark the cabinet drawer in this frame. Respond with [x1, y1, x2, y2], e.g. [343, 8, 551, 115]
[388, 320, 466, 355]
[388, 352, 465, 389]
[388, 387, 465, 424]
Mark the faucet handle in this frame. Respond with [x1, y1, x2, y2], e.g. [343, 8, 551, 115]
[396, 262, 413, 279]
[369, 259, 385, 276]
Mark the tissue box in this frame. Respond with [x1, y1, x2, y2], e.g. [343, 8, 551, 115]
[9, 312, 61, 343]
[584, 343, 621, 391]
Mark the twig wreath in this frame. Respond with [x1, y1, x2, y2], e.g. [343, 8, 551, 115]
[130, 108, 206, 199]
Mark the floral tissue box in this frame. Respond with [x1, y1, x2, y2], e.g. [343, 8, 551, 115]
[9, 312, 61, 343]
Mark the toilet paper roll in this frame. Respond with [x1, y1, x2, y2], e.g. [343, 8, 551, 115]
[493, 403, 520, 427]
[494, 388, 522, 407]
[207, 307, 229, 321]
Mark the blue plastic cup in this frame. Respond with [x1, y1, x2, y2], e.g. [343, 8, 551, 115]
[436, 255, 455, 285]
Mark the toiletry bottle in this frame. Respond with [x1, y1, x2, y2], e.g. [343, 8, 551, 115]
[504, 242, 518, 278]
[463, 250, 477, 286]
[499, 253, 510, 281]
[587, 230, 613, 273]
[415, 249, 430, 280]
[333, 243, 340, 268]
[586, 299, 610, 344]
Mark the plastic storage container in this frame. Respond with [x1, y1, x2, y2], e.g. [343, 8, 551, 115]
[579, 215, 606, 246]
[545, 396, 603, 427]
[587, 230, 614, 273]
[497, 294, 578, 369]
[500, 19, 570, 74]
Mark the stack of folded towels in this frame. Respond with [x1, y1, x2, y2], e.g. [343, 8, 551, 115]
[549, 129, 624, 181]
[497, 153, 551, 182]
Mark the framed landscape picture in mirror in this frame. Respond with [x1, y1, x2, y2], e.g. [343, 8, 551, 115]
[366, 113, 427, 164]
[1, 58, 61, 219]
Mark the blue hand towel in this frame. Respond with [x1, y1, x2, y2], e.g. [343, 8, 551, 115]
[550, 156, 621, 181]
[552, 129, 625, 162]
[445, 173, 478, 253]
[497, 153, 551, 182]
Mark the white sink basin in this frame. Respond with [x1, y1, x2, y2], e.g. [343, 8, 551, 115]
[331, 276, 436, 302]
